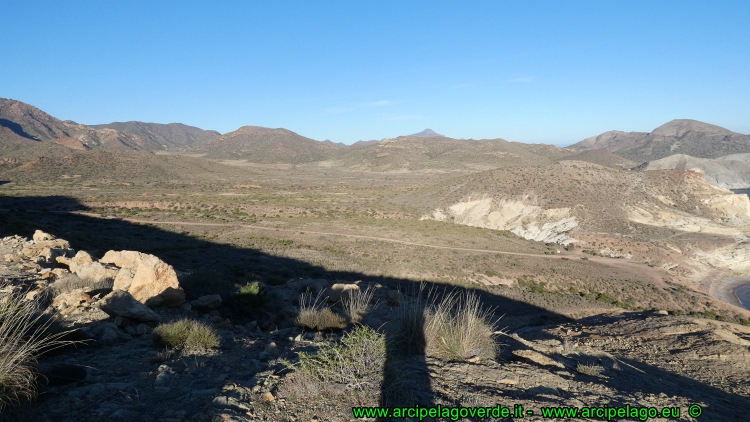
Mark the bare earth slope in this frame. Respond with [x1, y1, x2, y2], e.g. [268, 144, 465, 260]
[570, 119, 750, 163]
[194, 126, 344, 163]
[556, 149, 638, 169]
[410, 161, 750, 295]
[0, 149, 249, 182]
[0, 98, 162, 151]
[569, 130, 648, 153]
[90, 121, 220, 150]
[636, 153, 750, 189]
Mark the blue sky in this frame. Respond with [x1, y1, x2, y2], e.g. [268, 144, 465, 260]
[3, 1, 749, 145]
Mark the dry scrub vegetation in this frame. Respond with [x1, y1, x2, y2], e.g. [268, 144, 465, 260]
[152, 319, 220, 350]
[0, 285, 75, 410]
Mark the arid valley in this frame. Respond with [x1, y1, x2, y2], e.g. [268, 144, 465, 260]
[2, 97, 750, 421]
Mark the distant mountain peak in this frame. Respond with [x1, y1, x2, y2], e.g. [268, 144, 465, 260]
[651, 119, 737, 137]
[409, 129, 444, 138]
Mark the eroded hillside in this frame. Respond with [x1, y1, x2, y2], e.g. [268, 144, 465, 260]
[410, 161, 750, 289]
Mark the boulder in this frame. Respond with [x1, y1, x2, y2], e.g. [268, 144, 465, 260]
[75, 262, 118, 284]
[328, 283, 360, 302]
[52, 268, 71, 277]
[98, 290, 160, 322]
[56, 251, 94, 273]
[52, 289, 93, 311]
[37, 248, 70, 265]
[90, 323, 124, 345]
[33, 230, 55, 241]
[113, 268, 136, 291]
[191, 294, 222, 310]
[21, 239, 71, 259]
[101, 251, 185, 308]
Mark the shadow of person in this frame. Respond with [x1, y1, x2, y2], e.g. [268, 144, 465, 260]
[5, 193, 745, 421]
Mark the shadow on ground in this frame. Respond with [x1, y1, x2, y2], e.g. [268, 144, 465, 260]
[1, 194, 749, 421]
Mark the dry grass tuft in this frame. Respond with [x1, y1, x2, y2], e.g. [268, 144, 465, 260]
[341, 285, 375, 323]
[152, 319, 220, 350]
[576, 362, 604, 376]
[50, 274, 113, 297]
[391, 286, 498, 361]
[0, 285, 77, 410]
[297, 290, 347, 331]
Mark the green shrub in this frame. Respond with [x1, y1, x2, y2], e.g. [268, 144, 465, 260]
[297, 325, 386, 390]
[596, 293, 616, 304]
[235, 281, 267, 313]
[152, 319, 220, 350]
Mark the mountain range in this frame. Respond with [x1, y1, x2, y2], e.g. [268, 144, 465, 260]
[90, 121, 220, 150]
[3, 98, 750, 184]
[569, 119, 750, 163]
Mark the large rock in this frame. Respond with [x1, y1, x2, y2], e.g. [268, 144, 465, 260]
[56, 250, 94, 273]
[33, 230, 55, 241]
[37, 247, 70, 265]
[21, 239, 71, 259]
[51, 289, 93, 312]
[101, 251, 185, 308]
[75, 262, 118, 284]
[328, 283, 360, 303]
[98, 290, 160, 322]
[191, 294, 222, 310]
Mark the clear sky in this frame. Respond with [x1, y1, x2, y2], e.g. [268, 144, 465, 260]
[3, 1, 749, 145]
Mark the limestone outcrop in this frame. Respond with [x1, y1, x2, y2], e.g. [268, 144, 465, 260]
[101, 250, 185, 307]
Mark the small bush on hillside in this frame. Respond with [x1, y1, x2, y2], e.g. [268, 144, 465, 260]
[0, 286, 77, 410]
[152, 319, 220, 350]
[297, 325, 386, 391]
[235, 281, 266, 312]
[296, 291, 347, 331]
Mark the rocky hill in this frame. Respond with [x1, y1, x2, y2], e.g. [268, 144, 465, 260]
[90, 121, 220, 150]
[408, 161, 750, 284]
[326, 136, 573, 172]
[556, 149, 638, 169]
[0, 148, 249, 182]
[193, 126, 344, 164]
[570, 119, 750, 163]
[635, 153, 750, 189]
[0, 99, 162, 152]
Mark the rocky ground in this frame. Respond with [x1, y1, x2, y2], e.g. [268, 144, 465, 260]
[2, 232, 750, 421]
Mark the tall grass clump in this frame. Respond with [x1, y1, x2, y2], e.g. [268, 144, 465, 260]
[0, 286, 77, 410]
[152, 319, 220, 350]
[342, 285, 375, 324]
[391, 286, 499, 361]
[297, 325, 386, 391]
[424, 291, 498, 361]
[296, 290, 347, 331]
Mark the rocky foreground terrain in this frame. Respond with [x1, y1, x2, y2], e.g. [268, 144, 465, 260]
[2, 230, 750, 421]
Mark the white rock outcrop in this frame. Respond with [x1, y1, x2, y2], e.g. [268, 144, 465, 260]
[100, 250, 185, 308]
[422, 197, 578, 244]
